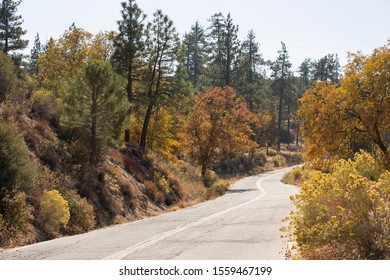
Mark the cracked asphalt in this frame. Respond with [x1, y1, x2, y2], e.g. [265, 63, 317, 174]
[0, 166, 298, 260]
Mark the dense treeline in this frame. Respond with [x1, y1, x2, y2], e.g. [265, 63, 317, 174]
[0, 0, 388, 256]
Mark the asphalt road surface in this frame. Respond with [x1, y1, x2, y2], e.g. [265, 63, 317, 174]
[0, 166, 299, 260]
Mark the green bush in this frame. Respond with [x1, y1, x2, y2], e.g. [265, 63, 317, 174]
[39, 190, 70, 237]
[31, 89, 56, 120]
[213, 151, 266, 175]
[206, 180, 230, 199]
[286, 151, 390, 259]
[267, 148, 278, 157]
[272, 155, 287, 167]
[62, 189, 96, 234]
[0, 121, 38, 192]
[0, 51, 16, 101]
[203, 170, 218, 188]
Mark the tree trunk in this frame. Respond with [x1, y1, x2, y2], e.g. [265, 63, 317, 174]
[124, 64, 133, 143]
[287, 102, 291, 144]
[277, 88, 283, 152]
[90, 114, 97, 165]
[296, 122, 300, 150]
[140, 99, 154, 152]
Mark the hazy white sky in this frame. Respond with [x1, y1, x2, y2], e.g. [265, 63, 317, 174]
[19, 0, 390, 70]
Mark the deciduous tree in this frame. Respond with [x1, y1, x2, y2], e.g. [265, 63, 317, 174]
[299, 41, 390, 169]
[182, 87, 258, 178]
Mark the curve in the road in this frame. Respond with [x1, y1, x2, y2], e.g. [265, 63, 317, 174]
[103, 170, 285, 260]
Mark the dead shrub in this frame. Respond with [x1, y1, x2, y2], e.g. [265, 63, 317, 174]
[144, 180, 165, 204]
[0, 191, 36, 247]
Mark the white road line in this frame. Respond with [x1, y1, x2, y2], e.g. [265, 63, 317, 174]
[103, 170, 288, 260]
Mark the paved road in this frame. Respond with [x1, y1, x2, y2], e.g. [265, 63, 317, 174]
[0, 167, 298, 260]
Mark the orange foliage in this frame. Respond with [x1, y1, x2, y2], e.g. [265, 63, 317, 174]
[299, 41, 390, 169]
[181, 86, 258, 176]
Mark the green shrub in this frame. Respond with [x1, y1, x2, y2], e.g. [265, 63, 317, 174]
[31, 89, 56, 120]
[0, 51, 16, 101]
[0, 121, 38, 192]
[154, 171, 170, 194]
[62, 189, 96, 234]
[39, 190, 70, 237]
[286, 151, 389, 259]
[272, 155, 287, 167]
[213, 151, 266, 175]
[203, 170, 218, 188]
[206, 180, 230, 199]
[267, 148, 278, 156]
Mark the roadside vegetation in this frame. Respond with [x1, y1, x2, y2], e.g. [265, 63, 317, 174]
[282, 42, 390, 260]
[0, 0, 305, 248]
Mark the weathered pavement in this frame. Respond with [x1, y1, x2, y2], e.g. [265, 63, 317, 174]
[0, 166, 298, 260]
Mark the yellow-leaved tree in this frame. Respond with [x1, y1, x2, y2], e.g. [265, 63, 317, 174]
[299, 41, 390, 169]
[37, 25, 115, 89]
[181, 87, 258, 178]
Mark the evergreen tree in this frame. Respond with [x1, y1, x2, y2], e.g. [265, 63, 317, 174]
[312, 53, 340, 83]
[240, 30, 263, 84]
[0, 0, 28, 56]
[207, 13, 240, 87]
[271, 42, 292, 151]
[139, 10, 179, 151]
[112, 0, 146, 142]
[298, 58, 312, 88]
[61, 60, 127, 166]
[182, 21, 207, 89]
[235, 30, 265, 110]
[28, 33, 41, 75]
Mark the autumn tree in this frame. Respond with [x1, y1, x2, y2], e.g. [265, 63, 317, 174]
[60, 60, 127, 166]
[299, 41, 390, 169]
[182, 87, 258, 178]
[113, 0, 146, 142]
[139, 10, 179, 151]
[38, 25, 114, 90]
[0, 0, 28, 56]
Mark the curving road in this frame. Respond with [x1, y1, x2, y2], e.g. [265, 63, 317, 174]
[0, 166, 298, 260]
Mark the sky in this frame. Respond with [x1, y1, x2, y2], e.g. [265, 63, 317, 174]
[19, 0, 390, 71]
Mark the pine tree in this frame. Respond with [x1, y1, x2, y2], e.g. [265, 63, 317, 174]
[271, 42, 292, 151]
[207, 13, 240, 87]
[113, 0, 146, 142]
[139, 10, 179, 152]
[183, 21, 207, 89]
[312, 53, 340, 83]
[240, 30, 263, 84]
[298, 58, 312, 88]
[0, 0, 28, 56]
[61, 60, 127, 166]
[28, 33, 41, 75]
